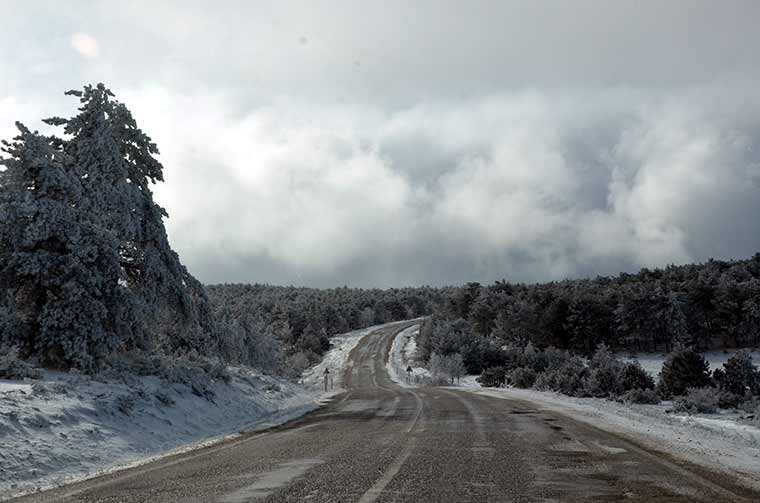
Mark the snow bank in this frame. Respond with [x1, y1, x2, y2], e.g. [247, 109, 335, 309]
[386, 324, 432, 387]
[386, 325, 422, 386]
[0, 320, 405, 500]
[466, 386, 760, 490]
[0, 367, 317, 500]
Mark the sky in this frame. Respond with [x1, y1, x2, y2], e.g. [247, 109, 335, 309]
[2, 1, 760, 287]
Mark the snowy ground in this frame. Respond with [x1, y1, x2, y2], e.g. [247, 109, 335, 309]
[0, 368, 317, 500]
[620, 349, 760, 377]
[0, 321, 398, 501]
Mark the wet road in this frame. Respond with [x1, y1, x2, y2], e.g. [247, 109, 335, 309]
[10, 323, 759, 502]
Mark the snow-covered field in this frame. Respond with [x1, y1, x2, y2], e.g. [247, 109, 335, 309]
[620, 350, 760, 377]
[0, 321, 394, 501]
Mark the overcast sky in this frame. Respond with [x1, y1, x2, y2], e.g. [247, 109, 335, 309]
[3, 1, 760, 287]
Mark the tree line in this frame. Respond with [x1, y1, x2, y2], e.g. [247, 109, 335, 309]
[419, 257, 760, 377]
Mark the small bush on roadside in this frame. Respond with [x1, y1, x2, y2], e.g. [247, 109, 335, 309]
[0, 346, 41, 380]
[621, 388, 661, 405]
[284, 351, 312, 380]
[673, 387, 720, 414]
[620, 362, 655, 391]
[477, 366, 507, 387]
[584, 344, 623, 398]
[534, 358, 587, 396]
[521, 343, 548, 373]
[720, 350, 759, 397]
[659, 347, 712, 397]
[716, 391, 745, 409]
[508, 367, 536, 389]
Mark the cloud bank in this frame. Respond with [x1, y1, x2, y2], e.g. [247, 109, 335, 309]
[2, 1, 760, 286]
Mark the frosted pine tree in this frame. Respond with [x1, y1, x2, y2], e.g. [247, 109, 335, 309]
[44, 84, 218, 359]
[0, 123, 135, 370]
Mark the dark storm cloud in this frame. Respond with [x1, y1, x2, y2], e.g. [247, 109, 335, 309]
[3, 1, 760, 286]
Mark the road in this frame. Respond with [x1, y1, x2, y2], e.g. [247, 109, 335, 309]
[10, 322, 759, 502]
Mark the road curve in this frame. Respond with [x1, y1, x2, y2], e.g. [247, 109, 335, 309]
[9, 323, 759, 502]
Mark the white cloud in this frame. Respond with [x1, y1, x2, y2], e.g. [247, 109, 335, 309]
[112, 84, 760, 286]
[4, 2, 760, 286]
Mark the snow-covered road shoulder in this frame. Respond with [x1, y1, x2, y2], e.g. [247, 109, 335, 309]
[386, 324, 429, 387]
[0, 367, 316, 500]
[0, 321, 412, 501]
[466, 386, 760, 491]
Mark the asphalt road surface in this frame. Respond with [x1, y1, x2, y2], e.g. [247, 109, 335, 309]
[10, 323, 759, 502]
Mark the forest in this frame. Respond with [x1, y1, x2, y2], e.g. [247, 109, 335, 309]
[418, 256, 760, 372]
[1, 84, 758, 414]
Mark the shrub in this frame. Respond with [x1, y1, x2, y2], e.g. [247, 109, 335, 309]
[620, 362, 655, 391]
[720, 351, 759, 397]
[0, 346, 41, 380]
[477, 366, 507, 387]
[543, 347, 575, 371]
[509, 367, 536, 389]
[659, 347, 712, 397]
[673, 387, 720, 414]
[534, 359, 587, 396]
[584, 344, 623, 398]
[622, 388, 661, 405]
[521, 343, 548, 373]
[285, 351, 311, 380]
[584, 368, 620, 397]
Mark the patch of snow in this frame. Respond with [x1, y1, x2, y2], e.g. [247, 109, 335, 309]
[386, 324, 431, 387]
[620, 350, 760, 377]
[465, 386, 760, 490]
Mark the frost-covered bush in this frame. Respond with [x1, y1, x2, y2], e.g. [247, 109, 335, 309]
[584, 344, 623, 398]
[508, 366, 536, 388]
[620, 362, 655, 392]
[658, 347, 712, 397]
[0, 346, 41, 380]
[673, 387, 720, 414]
[534, 358, 587, 396]
[477, 366, 507, 387]
[430, 352, 466, 385]
[285, 351, 312, 380]
[719, 350, 759, 397]
[158, 355, 221, 399]
[621, 388, 661, 405]
[521, 343, 550, 373]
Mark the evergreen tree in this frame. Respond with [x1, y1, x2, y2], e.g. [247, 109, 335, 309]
[0, 123, 135, 370]
[44, 84, 217, 358]
[658, 346, 712, 397]
[720, 350, 759, 396]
